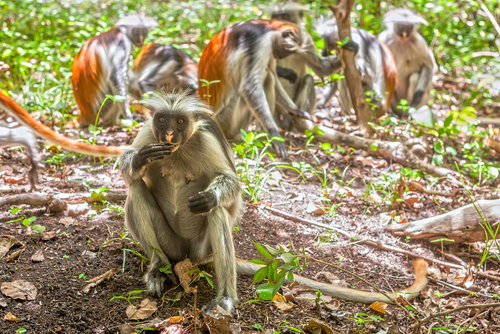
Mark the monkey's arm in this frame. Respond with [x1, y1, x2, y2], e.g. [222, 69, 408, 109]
[410, 65, 433, 107]
[188, 173, 240, 214]
[276, 66, 298, 84]
[112, 38, 133, 120]
[273, 70, 312, 121]
[120, 122, 171, 184]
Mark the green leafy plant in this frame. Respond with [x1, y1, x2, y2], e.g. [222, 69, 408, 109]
[6, 206, 45, 233]
[159, 264, 172, 275]
[187, 268, 214, 289]
[110, 290, 147, 324]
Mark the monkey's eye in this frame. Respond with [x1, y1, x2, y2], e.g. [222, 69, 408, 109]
[177, 119, 184, 124]
[159, 117, 166, 123]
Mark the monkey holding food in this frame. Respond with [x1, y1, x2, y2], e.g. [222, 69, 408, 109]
[72, 14, 158, 126]
[378, 9, 437, 116]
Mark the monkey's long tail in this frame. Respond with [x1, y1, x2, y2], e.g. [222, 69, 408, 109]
[236, 258, 428, 304]
[0, 90, 126, 157]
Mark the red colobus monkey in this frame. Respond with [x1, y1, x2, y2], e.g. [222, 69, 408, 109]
[198, 19, 314, 158]
[72, 14, 158, 126]
[268, 4, 352, 120]
[315, 16, 397, 118]
[378, 9, 437, 115]
[129, 43, 199, 99]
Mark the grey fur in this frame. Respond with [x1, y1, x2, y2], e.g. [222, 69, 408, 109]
[378, 9, 437, 114]
[120, 92, 241, 313]
[0, 125, 42, 189]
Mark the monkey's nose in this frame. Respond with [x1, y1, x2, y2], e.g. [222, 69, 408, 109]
[166, 131, 174, 143]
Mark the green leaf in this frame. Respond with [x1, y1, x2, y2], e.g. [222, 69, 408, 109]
[6, 218, 22, 224]
[271, 136, 285, 142]
[31, 224, 46, 233]
[127, 290, 147, 295]
[245, 132, 255, 143]
[249, 259, 269, 265]
[445, 146, 457, 156]
[255, 282, 274, 300]
[11, 207, 22, 215]
[443, 114, 453, 128]
[28, 216, 36, 223]
[251, 266, 268, 285]
[159, 264, 172, 274]
[434, 140, 444, 154]
[280, 253, 297, 264]
[263, 244, 281, 256]
[370, 143, 378, 151]
[321, 142, 332, 150]
[22, 218, 32, 227]
[432, 154, 444, 166]
[253, 241, 273, 260]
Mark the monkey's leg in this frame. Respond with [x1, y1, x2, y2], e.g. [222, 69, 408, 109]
[112, 53, 133, 124]
[240, 79, 288, 158]
[293, 74, 317, 115]
[200, 207, 237, 313]
[266, 70, 291, 131]
[409, 66, 433, 108]
[125, 179, 185, 297]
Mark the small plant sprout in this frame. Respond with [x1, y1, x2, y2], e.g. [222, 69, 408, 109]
[430, 238, 455, 259]
[308, 289, 327, 308]
[159, 264, 172, 275]
[16, 329, 27, 334]
[7, 206, 45, 233]
[253, 323, 264, 332]
[110, 290, 147, 324]
[187, 268, 214, 289]
[199, 79, 220, 105]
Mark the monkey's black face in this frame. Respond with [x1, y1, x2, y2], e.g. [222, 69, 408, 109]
[130, 27, 149, 47]
[395, 23, 414, 39]
[272, 13, 291, 22]
[152, 112, 191, 151]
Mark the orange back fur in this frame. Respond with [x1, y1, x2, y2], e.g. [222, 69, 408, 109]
[72, 28, 121, 125]
[198, 19, 301, 110]
[381, 43, 397, 115]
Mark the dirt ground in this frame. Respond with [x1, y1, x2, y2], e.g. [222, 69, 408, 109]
[0, 90, 500, 334]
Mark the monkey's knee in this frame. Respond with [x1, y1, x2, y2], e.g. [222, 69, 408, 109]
[407, 72, 420, 99]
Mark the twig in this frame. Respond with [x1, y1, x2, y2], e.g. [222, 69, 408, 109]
[427, 322, 439, 334]
[428, 277, 493, 298]
[193, 289, 198, 334]
[412, 302, 500, 333]
[265, 206, 500, 282]
[442, 252, 468, 267]
[457, 309, 482, 334]
[477, 0, 500, 40]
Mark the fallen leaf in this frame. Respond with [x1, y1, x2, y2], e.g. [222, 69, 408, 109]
[314, 272, 342, 285]
[379, 212, 396, 225]
[306, 200, 325, 216]
[3, 176, 27, 185]
[6, 248, 23, 261]
[0, 297, 7, 307]
[329, 182, 360, 198]
[1, 280, 37, 300]
[4, 312, 20, 321]
[82, 268, 116, 293]
[404, 197, 419, 208]
[355, 156, 386, 168]
[303, 319, 340, 334]
[366, 193, 383, 204]
[267, 170, 282, 187]
[31, 249, 44, 262]
[41, 231, 57, 241]
[294, 292, 332, 307]
[168, 316, 184, 324]
[370, 301, 388, 314]
[0, 235, 23, 258]
[204, 312, 234, 334]
[325, 299, 340, 311]
[174, 258, 196, 294]
[272, 293, 294, 311]
[59, 217, 74, 227]
[126, 298, 157, 320]
[0, 165, 13, 176]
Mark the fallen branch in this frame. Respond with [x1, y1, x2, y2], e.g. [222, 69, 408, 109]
[484, 137, 500, 155]
[411, 302, 500, 334]
[294, 120, 459, 180]
[265, 206, 500, 282]
[384, 199, 500, 243]
[408, 180, 460, 198]
[0, 191, 127, 208]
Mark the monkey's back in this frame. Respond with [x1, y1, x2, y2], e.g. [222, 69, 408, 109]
[71, 28, 125, 125]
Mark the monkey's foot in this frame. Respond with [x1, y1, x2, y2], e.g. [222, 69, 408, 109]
[144, 262, 179, 298]
[202, 297, 234, 315]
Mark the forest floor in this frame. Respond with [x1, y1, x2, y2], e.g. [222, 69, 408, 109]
[0, 85, 500, 334]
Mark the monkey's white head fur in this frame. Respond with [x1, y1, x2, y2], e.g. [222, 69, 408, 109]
[267, 3, 308, 26]
[116, 14, 159, 28]
[314, 16, 339, 39]
[383, 9, 428, 27]
[140, 90, 214, 117]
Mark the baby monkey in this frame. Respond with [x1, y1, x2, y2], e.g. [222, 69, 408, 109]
[120, 91, 242, 313]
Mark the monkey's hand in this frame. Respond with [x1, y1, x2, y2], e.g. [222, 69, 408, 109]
[341, 40, 359, 55]
[188, 190, 219, 214]
[410, 90, 424, 107]
[132, 143, 172, 172]
[288, 108, 313, 121]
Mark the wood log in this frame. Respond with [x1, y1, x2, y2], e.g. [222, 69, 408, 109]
[384, 199, 500, 243]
